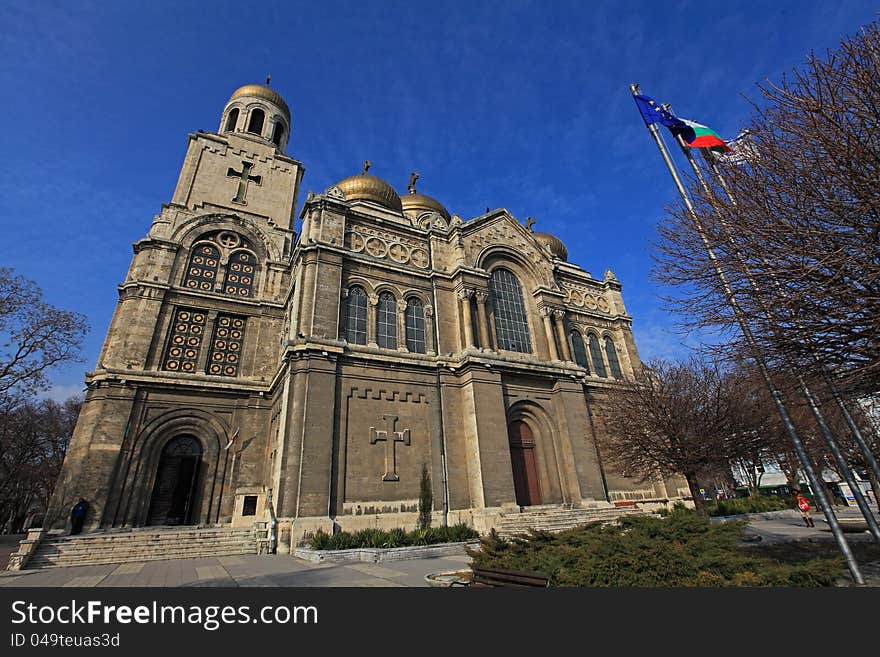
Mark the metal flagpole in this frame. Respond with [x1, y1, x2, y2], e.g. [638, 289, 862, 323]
[676, 137, 880, 543]
[630, 83, 865, 584]
[706, 153, 880, 508]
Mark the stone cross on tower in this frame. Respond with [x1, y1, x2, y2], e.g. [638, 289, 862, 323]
[369, 415, 411, 482]
[227, 160, 262, 204]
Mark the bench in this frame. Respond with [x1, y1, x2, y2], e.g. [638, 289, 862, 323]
[455, 566, 550, 588]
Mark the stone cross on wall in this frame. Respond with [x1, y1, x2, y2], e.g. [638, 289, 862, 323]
[369, 415, 411, 482]
[227, 160, 262, 204]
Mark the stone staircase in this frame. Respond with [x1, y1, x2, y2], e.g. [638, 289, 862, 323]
[496, 504, 647, 539]
[24, 526, 257, 569]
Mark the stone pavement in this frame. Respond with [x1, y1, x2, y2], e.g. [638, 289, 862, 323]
[1, 506, 878, 587]
[0, 552, 472, 588]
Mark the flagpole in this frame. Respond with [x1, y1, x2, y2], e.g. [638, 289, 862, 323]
[674, 133, 880, 544]
[705, 152, 880, 505]
[630, 83, 865, 584]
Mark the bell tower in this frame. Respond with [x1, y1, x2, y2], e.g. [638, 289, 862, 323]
[45, 83, 303, 532]
[160, 82, 304, 233]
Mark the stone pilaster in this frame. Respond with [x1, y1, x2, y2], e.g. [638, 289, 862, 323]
[540, 307, 559, 361]
[474, 290, 491, 350]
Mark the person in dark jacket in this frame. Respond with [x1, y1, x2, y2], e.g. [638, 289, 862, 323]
[70, 498, 89, 535]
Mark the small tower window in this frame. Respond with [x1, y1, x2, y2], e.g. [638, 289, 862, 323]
[247, 109, 265, 135]
[225, 108, 239, 132]
[271, 121, 285, 147]
[183, 243, 220, 292]
[224, 250, 257, 298]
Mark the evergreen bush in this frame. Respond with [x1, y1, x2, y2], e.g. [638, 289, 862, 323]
[467, 507, 844, 587]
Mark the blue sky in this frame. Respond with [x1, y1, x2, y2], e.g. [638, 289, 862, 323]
[1, 0, 877, 399]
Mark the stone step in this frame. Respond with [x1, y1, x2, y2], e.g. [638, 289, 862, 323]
[25, 526, 258, 570]
[496, 506, 647, 538]
[27, 549, 258, 569]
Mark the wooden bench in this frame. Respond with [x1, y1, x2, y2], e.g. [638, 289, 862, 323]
[455, 566, 550, 588]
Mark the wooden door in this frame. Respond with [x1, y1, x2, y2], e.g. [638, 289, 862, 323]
[507, 421, 542, 506]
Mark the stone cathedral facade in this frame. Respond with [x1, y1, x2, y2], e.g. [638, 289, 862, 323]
[47, 83, 685, 549]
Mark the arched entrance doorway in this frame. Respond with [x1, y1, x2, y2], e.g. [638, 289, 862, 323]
[147, 435, 202, 526]
[507, 420, 542, 506]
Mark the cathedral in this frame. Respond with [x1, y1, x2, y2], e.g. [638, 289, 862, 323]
[46, 83, 685, 550]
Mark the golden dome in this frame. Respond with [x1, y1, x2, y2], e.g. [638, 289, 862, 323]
[401, 192, 451, 221]
[229, 84, 290, 119]
[335, 174, 403, 212]
[533, 231, 568, 261]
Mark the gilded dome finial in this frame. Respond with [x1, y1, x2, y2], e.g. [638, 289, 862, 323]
[525, 217, 536, 232]
[408, 172, 420, 194]
[266, 74, 271, 85]
[363, 160, 371, 175]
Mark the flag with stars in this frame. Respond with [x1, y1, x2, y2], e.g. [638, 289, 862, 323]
[632, 94, 687, 129]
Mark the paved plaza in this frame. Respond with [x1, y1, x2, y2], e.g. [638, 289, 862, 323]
[1, 508, 877, 587]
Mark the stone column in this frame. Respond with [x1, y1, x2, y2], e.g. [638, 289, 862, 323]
[553, 309, 572, 362]
[474, 290, 492, 350]
[397, 300, 408, 351]
[459, 288, 475, 349]
[540, 307, 559, 361]
[339, 288, 349, 340]
[367, 293, 379, 347]
[424, 304, 436, 355]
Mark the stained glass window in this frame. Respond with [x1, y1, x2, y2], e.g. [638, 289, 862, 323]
[405, 298, 426, 354]
[489, 269, 532, 353]
[207, 314, 247, 377]
[376, 292, 398, 349]
[163, 308, 207, 373]
[224, 250, 256, 298]
[183, 243, 220, 292]
[588, 333, 607, 378]
[571, 330, 589, 370]
[605, 336, 623, 379]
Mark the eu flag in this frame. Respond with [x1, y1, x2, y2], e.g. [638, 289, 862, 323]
[633, 94, 686, 129]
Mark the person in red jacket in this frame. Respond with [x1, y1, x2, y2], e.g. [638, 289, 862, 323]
[795, 491, 814, 527]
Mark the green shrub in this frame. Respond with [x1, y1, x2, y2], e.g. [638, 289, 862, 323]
[468, 506, 846, 587]
[304, 522, 479, 550]
[708, 495, 793, 517]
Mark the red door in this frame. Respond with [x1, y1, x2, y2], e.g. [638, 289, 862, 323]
[508, 421, 542, 506]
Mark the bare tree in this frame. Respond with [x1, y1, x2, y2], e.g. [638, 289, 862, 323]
[654, 22, 880, 398]
[0, 268, 88, 403]
[598, 358, 745, 516]
[0, 397, 82, 533]
[0, 267, 87, 532]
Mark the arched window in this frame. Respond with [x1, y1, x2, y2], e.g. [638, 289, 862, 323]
[247, 108, 265, 135]
[570, 330, 589, 370]
[225, 108, 239, 132]
[604, 336, 623, 379]
[183, 243, 220, 292]
[376, 292, 398, 349]
[405, 298, 426, 354]
[224, 250, 257, 298]
[489, 268, 532, 353]
[588, 334, 607, 378]
[271, 121, 285, 147]
[346, 287, 367, 345]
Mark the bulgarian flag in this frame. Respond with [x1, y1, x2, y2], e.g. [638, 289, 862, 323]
[674, 119, 731, 151]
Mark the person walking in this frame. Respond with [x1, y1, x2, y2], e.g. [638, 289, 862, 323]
[795, 491, 814, 528]
[70, 498, 89, 535]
